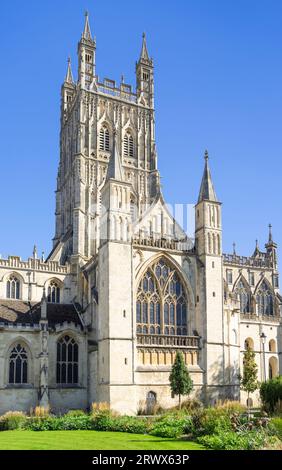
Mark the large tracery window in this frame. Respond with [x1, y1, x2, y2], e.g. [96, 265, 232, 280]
[6, 275, 20, 300]
[99, 125, 110, 151]
[235, 280, 251, 314]
[256, 281, 274, 316]
[56, 335, 78, 385]
[136, 258, 188, 336]
[47, 280, 60, 304]
[9, 343, 28, 384]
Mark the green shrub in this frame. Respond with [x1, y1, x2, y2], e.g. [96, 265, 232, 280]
[260, 376, 282, 413]
[0, 411, 27, 431]
[91, 411, 149, 434]
[150, 414, 191, 438]
[198, 429, 271, 450]
[25, 414, 93, 431]
[24, 417, 60, 431]
[65, 410, 86, 417]
[191, 407, 232, 437]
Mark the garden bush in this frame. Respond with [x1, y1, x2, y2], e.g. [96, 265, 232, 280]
[0, 411, 26, 431]
[150, 413, 192, 438]
[24, 414, 93, 431]
[198, 429, 272, 450]
[91, 411, 149, 434]
[260, 377, 282, 413]
[65, 409, 87, 417]
[190, 407, 232, 437]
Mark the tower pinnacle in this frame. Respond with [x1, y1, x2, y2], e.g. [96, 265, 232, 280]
[82, 11, 92, 41]
[268, 223, 273, 243]
[65, 57, 74, 84]
[198, 150, 217, 203]
[140, 32, 150, 62]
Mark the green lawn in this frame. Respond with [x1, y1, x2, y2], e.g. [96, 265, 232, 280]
[0, 430, 204, 450]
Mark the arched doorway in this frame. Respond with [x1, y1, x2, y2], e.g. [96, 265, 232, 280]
[269, 356, 278, 379]
[146, 391, 157, 414]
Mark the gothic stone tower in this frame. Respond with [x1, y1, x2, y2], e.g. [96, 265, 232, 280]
[195, 151, 225, 402]
[51, 14, 159, 269]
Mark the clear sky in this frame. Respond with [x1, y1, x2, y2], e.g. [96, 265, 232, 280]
[0, 0, 281, 261]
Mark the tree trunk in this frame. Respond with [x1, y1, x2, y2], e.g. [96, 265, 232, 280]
[178, 394, 181, 410]
[247, 391, 250, 421]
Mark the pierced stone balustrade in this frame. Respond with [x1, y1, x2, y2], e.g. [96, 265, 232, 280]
[136, 334, 200, 349]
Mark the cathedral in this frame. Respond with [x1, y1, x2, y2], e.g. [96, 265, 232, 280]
[0, 14, 281, 415]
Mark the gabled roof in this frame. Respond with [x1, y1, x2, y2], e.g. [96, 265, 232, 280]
[0, 300, 83, 327]
[133, 191, 194, 249]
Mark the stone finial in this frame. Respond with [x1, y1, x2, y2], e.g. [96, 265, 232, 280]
[33, 245, 37, 259]
[65, 57, 74, 84]
[268, 223, 273, 243]
[41, 287, 47, 320]
[139, 32, 150, 61]
[197, 150, 217, 203]
[233, 242, 236, 256]
[82, 11, 92, 41]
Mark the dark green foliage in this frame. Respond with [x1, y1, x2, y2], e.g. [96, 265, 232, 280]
[91, 412, 149, 434]
[150, 414, 192, 438]
[260, 376, 282, 413]
[169, 352, 193, 408]
[24, 415, 93, 431]
[198, 429, 271, 450]
[191, 407, 232, 437]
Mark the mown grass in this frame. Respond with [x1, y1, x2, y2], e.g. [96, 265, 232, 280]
[0, 430, 205, 450]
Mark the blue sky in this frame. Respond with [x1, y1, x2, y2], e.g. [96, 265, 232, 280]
[0, 0, 281, 261]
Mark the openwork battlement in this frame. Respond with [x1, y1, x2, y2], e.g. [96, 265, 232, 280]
[223, 253, 273, 268]
[137, 334, 200, 349]
[133, 235, 195, 252]
[97, 78, 137, 103]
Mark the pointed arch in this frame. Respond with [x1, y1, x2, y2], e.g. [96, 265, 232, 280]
[233, 274, 251, 314]
[99, 122, 111, 151]
[5, 272, 24, 300]
[44, 278, 63, 304]
[6, 338, 33, 385]
[56, 334, 79, 385]
[123, 128, 135, 158]
[269, 356, 278, 379]
[255, 278, 274, 316]
[136, 254, 194, 336]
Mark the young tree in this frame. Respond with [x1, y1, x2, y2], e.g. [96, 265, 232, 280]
[169, 351, 193, 409]
[240, 345, 259, 418]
